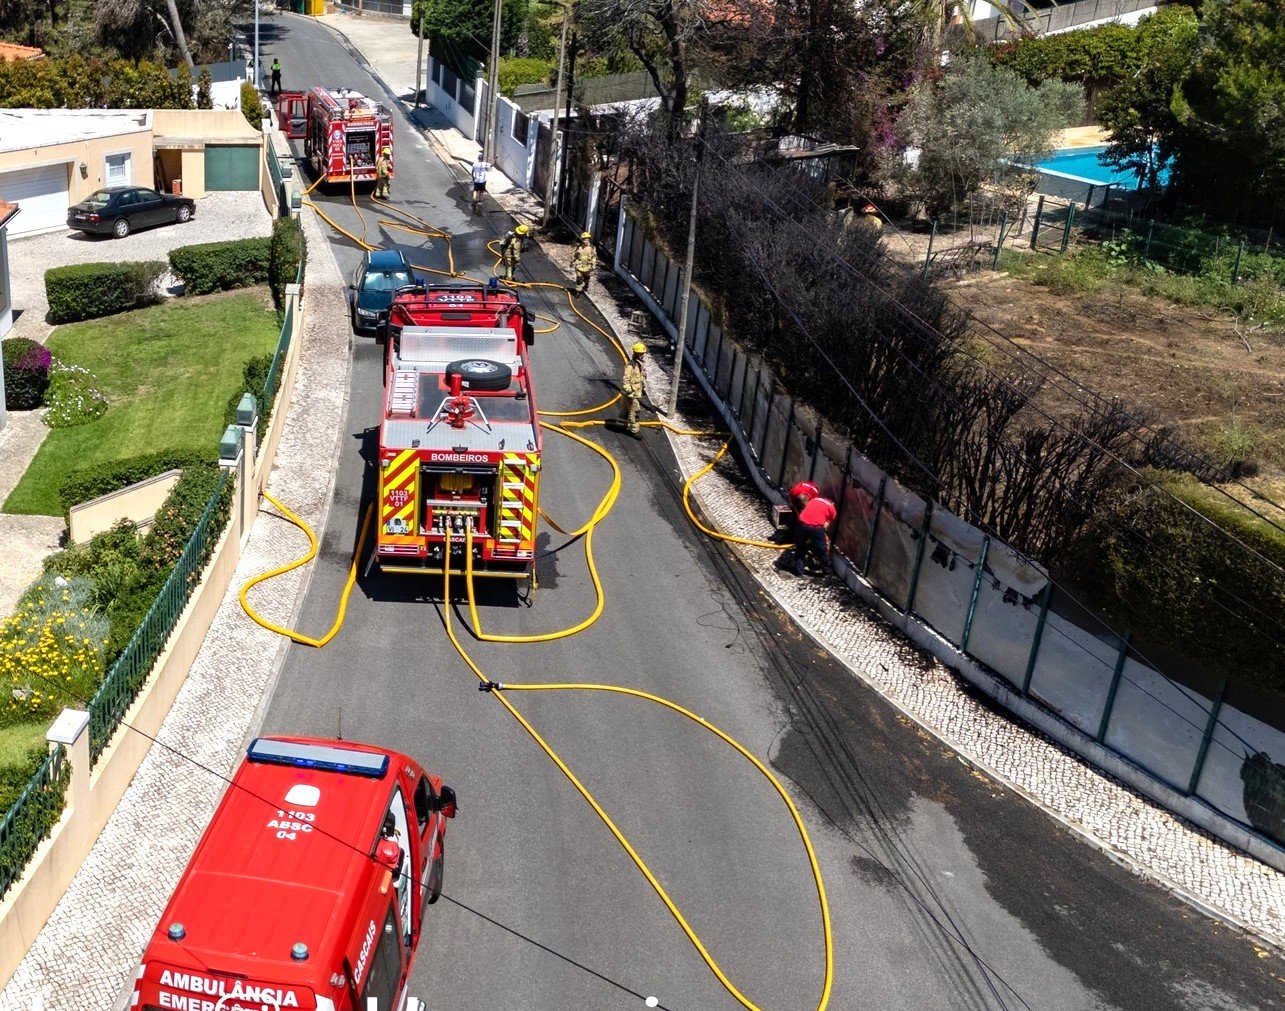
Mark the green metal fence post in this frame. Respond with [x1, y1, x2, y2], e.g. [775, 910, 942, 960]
[1060, 203, 1076, 254]
[992, 211, 1008, 270]
[960, 536, 991, 651]
[904, 502, 934, 614]
[863, 476, 886, 577]
[923, 220, 937, 280]
[1231, 241, 1245, 285]
[1187, 678, 1228, 796]
[808, 422, 823, 482]
[777, 400, 795, 486]
[833, 446, 853, 536]
[1021, 583, 1052, 696]
[1143, 219, 1155, 261]
[1030, 195, 1045, 249]
[1096, 632, 1132, 743]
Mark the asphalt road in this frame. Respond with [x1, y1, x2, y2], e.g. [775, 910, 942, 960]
[247, 13, 1284, 1010]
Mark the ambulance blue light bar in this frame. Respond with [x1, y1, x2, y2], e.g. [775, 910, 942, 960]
[246, 739, 390, 778]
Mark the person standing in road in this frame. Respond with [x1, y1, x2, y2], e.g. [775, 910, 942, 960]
[789, 489, 836, 576]
[498, 223, 529, 281]
[375, 146, 392, 198]
[470, 152, 490, 215]
[570, 232, 597, 296]
[270, 58, 282, 95]
[620, 342, 647, 436]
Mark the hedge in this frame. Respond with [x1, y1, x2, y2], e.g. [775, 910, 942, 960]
[58, 449, 212, 519]
[0, 745, 69, 900]
[269, 216, 306, 309]
[45, 261, 166, 324]
[169, 238, 272, 296]
[222, 354, 275, 442]
[2, 337, 52, 409]
[241, 81, 264, 130]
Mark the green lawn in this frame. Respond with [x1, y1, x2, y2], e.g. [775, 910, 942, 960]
[4, 289, 279, 516]
[0, 721, 50, 774]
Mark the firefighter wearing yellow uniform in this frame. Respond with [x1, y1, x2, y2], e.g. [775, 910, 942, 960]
[375, 147, 392, 198]
[499, 224, 530, 281]
[621, 342, 646, 436]
[571, 232, 597, 295]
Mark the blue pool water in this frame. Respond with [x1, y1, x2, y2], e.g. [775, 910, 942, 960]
[1033, 145, 1169, 189]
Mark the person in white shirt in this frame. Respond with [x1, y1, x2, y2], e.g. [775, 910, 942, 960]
[470, 152, 490, 215]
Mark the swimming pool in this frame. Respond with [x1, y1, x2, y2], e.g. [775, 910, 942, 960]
[1032, 145, 1169, 189]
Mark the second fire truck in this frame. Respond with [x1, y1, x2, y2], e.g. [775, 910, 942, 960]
[276, 86, 394, 186]
[374, 282, 542, 582]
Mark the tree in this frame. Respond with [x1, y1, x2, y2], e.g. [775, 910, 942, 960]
[163, 0, 195, 67]
[892, 51, 1084, 217]
[1096, 7, 1198, 191]
[197, 66, 213, 109]
[1171, 0, 1285, 226]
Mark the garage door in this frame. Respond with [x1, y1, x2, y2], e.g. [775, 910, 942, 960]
[0, 163, 70, 237]
[204, 145, 260, 191]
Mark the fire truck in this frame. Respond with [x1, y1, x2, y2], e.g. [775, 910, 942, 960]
[131, 736, 457, 1011]
[374, 282, 542, 581]
[276, 86, 394, 185]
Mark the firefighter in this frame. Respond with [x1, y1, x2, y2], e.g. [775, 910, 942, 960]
[571, 232, 596, 295]
[270, 58, 282, 95]
[620, 342, 647, 436]
[375, 146, 392, 198]
[789, 488, 836, 576]
[499, 223, 530, 281]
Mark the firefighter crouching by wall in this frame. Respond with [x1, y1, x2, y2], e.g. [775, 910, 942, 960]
[788, 487, 836, 576]
[499, 224, 530, 281]
[375, 147, 392, 198]
[571, 232, 597, 295]
[620, 342, 647, 437]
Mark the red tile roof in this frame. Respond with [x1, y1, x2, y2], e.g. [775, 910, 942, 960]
[0, 42, 44, 62]
[0, 199, 19, 229]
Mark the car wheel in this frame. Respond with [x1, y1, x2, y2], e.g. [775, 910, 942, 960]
[112, 218, 130, 239]
[177, 205, 192, 223]
[427, 847, 444, 905]
[444, 358, 512, 392]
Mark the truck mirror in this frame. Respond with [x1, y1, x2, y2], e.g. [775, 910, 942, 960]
[437, 785, 458, 819]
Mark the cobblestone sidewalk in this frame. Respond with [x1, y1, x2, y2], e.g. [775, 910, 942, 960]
[0, 206, 351, 1011]
[586, 276, 1285, 953]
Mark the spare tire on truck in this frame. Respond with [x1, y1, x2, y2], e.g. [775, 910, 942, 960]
[445, 358, 512, 392]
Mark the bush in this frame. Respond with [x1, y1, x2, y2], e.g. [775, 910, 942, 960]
[138, 462, 230, 584]
[43, 361, 108, 428]
[0, 573, 109, 727]
[44, 261, 166, 324]
[269, 216, 307, 309]
[58, 449, 213, 519]
[44, 520, 142, 611]
[2, 337, 52, 410]
[169, 238, 272, 296]
[498, 57, 553, 96]
[0, 744, 69, 900]
[241, 81, 265, 129]
[222, 354, 276, 441]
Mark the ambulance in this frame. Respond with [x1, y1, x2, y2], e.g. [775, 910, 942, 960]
[131, 737, 457, 1011]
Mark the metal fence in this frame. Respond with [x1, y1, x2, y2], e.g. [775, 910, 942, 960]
[334, 0, 409, 15]
[265, 141, 292, 218]
[86, 470, 232, 761]
[0, 746, 67, 899]
[1029, 195, 1285, 284]
[970, 0, 1157, 41]
[261, 293, 295, 426]
[616, 207, 1285, 864]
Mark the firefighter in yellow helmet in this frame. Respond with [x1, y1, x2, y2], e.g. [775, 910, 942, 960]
[499, 223, 530, 281]
[570, 231, 597, 296]
[620, 341, 647, 436]
[375, 146, 392, 198]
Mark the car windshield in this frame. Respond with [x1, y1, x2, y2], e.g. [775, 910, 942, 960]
[83, 190, 115, 209]
[363, 269, 411, 292]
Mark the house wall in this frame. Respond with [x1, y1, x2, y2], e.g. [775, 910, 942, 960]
[0, 131, 153, 203]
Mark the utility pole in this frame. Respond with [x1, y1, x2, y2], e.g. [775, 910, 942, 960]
[484, 0, 502, 163]
[542, 2, 570, 228]
[556, 32, 576, 221]
[414, 2, 429, 109]
[668, 99, 707, 418]
[253, 0, 261, 91]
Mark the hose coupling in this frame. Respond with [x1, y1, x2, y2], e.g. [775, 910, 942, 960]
[478, 680, 504, 692]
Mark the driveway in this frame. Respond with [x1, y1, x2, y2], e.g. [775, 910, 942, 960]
[5, 191, 273, 344]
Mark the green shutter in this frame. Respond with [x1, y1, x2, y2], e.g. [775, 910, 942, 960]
[204, 145, 260, 191]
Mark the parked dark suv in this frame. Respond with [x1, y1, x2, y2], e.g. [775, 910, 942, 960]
[349, 248, 421, 335]
[67, 186, 196, 238]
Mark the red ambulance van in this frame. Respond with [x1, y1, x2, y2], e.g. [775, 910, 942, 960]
[130, 736, 457, 1011]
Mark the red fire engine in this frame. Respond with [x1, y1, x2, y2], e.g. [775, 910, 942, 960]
[276, 87, 394, 185]
[131, 736, 457, 1011]
[375, 282, 541, 580]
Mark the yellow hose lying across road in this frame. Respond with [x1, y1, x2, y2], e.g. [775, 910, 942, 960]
[442, 528, 834, 1011]
[238, 494, 373, 648]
